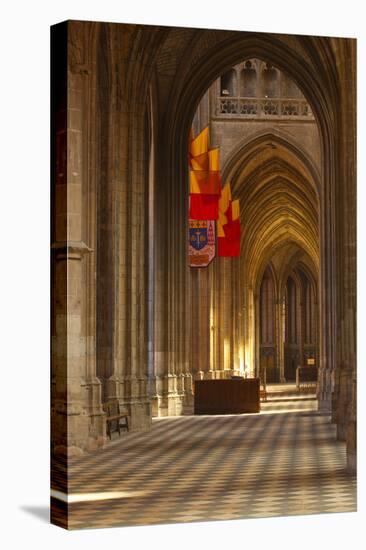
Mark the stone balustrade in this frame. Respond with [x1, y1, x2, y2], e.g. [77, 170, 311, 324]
[217, 96, 313, 119]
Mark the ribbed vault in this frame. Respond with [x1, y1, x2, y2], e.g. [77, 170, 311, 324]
[225, 134, 319, 289]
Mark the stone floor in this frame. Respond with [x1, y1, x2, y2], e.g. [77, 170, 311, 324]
[51, 390, 357, 529]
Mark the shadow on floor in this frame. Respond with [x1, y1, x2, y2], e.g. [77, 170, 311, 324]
[20, 505, 49, 523]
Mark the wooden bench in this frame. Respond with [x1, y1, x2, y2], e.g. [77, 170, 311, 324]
[104, 401, 129, 439]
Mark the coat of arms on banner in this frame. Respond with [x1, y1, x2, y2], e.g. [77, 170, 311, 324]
[188, 220, 216, 267]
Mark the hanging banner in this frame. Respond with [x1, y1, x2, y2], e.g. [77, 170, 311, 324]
[188, 219, 216, 267]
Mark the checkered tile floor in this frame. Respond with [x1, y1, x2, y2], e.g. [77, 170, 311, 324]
[51, 397, 356, 529]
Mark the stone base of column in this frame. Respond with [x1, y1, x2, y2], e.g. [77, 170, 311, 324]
[123, 399, 152, 431]
[346, 419, 357, 474]
[150, 374, 193, 417]
[331, 367, 340, 423]
[346, 375, 357, 474]
[317, 367, 333, 413]
[204, 370, 216, 379]
[336, 417, 348, 441]
[335, 366, 354, 441]
[347, 452, 357, 475]
[52, 410, 106, 457]
[51, 377, 107, 457]
[83, 376, 107, 450]
[317, 396, 332, 412]
[152, 394, 185, 416]
[106, 374, 152, 431]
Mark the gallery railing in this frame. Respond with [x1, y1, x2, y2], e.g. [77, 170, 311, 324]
[216, 96, 314, 119]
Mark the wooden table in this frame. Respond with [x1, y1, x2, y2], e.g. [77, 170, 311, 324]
[194, 378, 260, 414]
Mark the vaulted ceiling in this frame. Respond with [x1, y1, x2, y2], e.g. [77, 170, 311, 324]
[222, 133, 319, 287]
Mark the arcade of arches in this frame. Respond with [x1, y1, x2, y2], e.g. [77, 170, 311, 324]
[51, 22, 356, 475]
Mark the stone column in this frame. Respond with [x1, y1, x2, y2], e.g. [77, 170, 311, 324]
[95, 23, 152, 430]
[246, 287, 256, 378]
[152, 116, 196, 416]
[342, 44, 357, 472]
[346, 373, 357, 472]
[232, 258, 241, 373]
[248, 289, 257, 379]
[276, 298, 285, 383]
[328, 40, 356, 472]
[51, 21, 105, 458]
[220, 258, 233, 374]
[198, 269, 211, 376]
[210, 258, 220, 374]
[299, 284, 305, 367]
[208, 262, 216, 373]
[150, 122, 170, 415]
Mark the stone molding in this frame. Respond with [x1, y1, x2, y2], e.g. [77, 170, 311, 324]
[51, 240, 93, 260]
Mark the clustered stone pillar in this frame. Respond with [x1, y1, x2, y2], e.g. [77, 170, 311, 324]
[52, 21, 157, 454]
[328, 40, 357, 473]
[52, 21, 106, 457]
[96, 25, 151, 431]
[275, 298, 285, 382]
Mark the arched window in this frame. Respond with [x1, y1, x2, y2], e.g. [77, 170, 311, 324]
[220, 68, 237, 96]
[303, 276, 316, 345]
[281, 73, 301, 98]
[285, 276, 297, 344]
[262, 63, 279, 98]
[240, 61, 257, 97]
[260, 267, 275, 345]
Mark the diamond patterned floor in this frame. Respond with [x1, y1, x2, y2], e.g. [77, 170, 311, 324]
[51, 397, 356, 529]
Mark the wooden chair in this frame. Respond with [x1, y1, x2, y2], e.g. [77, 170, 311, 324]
[104, 400, 129, 439]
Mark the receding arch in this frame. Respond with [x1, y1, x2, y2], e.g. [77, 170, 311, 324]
[221, 130, 321, 195]
[154, 30, 344, 424]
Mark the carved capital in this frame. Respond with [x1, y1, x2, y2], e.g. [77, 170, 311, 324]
[51, 240, 93, 260]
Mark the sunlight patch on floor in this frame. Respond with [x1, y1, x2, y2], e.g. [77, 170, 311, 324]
[51, 489, 147, 503]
